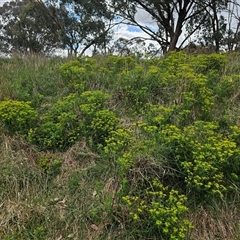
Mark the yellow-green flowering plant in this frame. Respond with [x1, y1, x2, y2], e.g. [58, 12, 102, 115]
[0, 100, 37, 134]
[90, 109, 119, 146]
[122, 178, 193, 240]
[28, 93, 82, 150]
[159, 121, 240, 198]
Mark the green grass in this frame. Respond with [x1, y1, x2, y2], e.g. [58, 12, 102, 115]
[0, 52, 240, 239]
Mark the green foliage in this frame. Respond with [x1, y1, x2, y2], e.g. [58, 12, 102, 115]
[2, 53, 240, 239]
[60, 60, 88, 82]
[123, 179, 193, 239]
[79, 90, 109, 117]
[193, 54, 227, 74]
[157, 121, 240, 199]
[90, 109, 119, 145]
[104, 128, 134, 157]
[0, 56, 69, 107]
[38, 153, 62, 178]
[103, 55, 136, 73]
[60, 56, 140, 94]
[142, 104, 174, 127]
[0, 100, 37, 134]
[28, 93, 82, 150]
[117, 72, 148, 111]
[0, 1, 61, 55]
[79, 91, 118, 148]
[28, 90, 115, 150]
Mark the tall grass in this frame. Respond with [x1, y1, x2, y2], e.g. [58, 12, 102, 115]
[0, 55, 69, 107]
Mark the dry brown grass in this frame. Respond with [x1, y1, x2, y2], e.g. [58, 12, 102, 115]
[62, 140, 99, 170]
[0, 134, 145, 239]
[1, 131, 240, 239]
[189, 201, 240, 240]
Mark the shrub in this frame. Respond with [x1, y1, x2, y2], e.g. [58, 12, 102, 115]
[60, 60, 87, 82]
[90, 109, 119, 146]
[28, 120, 81, 150]
[158, 121, 240, 199]
[177, 74, 215, 124]
[103, 56, 136, 74]
[122, 178, 193, 239]
[141, 104, 174, 127]
[28, 90, 111, 150]
[193, 53, 227, 75]
[60, 57, 109, 91]
[79, 90, 109, 118]
[104, 128, 134, 157]
[0, 100, 37, 134]
[28, 93, 82, 150]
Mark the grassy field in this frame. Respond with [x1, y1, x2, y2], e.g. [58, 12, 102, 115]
[0, 52, 240, 239]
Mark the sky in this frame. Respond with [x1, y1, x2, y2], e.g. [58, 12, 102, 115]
[0, 0, 6, 6]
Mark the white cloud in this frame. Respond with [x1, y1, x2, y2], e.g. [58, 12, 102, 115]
[135, 8, 157, 28]
[114, 24, 148, 40]
[0, 0, 7, 6]
[109, 23, 160, 56]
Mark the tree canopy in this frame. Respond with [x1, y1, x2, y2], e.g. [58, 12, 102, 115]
[0, 0, 114, 56]
[0, 0, 61, 55]
[41, 0, 115, 56]
[111, 0, 240, 54]
[1, 0, 240, 56]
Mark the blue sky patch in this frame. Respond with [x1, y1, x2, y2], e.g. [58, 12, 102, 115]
[127, 26, 142, 32]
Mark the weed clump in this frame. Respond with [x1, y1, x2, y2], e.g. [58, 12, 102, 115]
[0, 100, 37, 134]
[123, 179, 193, 240]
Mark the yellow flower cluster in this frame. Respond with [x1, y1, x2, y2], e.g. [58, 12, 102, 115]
[122, 179, 192, 240]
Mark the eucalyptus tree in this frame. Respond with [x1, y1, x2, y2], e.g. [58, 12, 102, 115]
[40, 0, 115, 56]
[111, 37, 159, 57]
[0, 0, 61, 55]
[111, 0, 232, 54]
[224, 0, 240, 51]
[187, 0, 229, 52]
